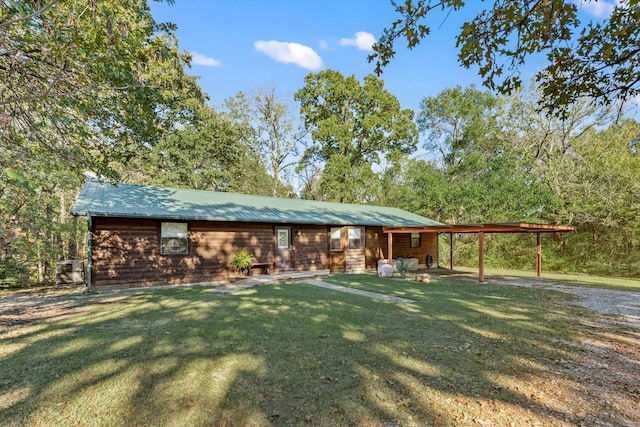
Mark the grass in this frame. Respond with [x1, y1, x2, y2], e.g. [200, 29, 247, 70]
[0, 274, 596, 426]
[454, 265, 640, 291]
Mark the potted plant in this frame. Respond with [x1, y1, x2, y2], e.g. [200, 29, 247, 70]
[230, 249, 255, 275]
[394, 256, 412, 279]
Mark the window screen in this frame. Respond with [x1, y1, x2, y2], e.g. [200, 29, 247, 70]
[161, 222, 188, 254]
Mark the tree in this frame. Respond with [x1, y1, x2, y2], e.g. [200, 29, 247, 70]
[126, 104, 273, 196]
[0, 0, 205, 285]
[294, 70, 418, 203]
[370, 0, 640, 114]
[223, 88, 304, 197]
[0, 0, 203, 184]
[417, 85, 500, 167]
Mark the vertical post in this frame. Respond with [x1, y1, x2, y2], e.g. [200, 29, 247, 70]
[86, 214, 92, 292]
[387, 231, 393, 264]
[536, 232, 542, 277]
[478, 231, 484, 283]
[449, 232, 454, 270]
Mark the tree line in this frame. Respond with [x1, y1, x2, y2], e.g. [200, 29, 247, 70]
[1, 0, 639, 285]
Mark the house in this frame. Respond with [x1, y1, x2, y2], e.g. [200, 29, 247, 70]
[71, 180, 444, 289]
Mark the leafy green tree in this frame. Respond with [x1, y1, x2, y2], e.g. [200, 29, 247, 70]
[127, 104, 273, 196]
[223, 88, 303, 197]
[418, 85, 500, 167]
[0, 0, 204, 285]
[370, 0, 640, 114]
[295, 70, 418, 202]
[0, 0, 203, 183]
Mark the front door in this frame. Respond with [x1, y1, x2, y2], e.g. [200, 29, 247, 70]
[275, 226, 292, 271]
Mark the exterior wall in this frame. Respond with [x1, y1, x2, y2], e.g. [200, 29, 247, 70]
[90, 217, 436, 289]
[292, 225, 329, 272]
[367, 229, 439, 268]
[91, 218, 277, 288]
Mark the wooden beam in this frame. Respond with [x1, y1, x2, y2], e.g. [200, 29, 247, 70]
[536, 232, 542, 277]
[449, 232, 454, 270]
[478, 231, 484, 283]
[387, 231, 393, 264]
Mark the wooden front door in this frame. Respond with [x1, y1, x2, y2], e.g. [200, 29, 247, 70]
[275, 226, 292, 270]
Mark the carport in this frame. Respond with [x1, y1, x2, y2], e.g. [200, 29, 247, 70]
[383, 223, 575, 282]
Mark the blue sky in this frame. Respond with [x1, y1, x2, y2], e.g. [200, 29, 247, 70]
[149, 0, 618, 113]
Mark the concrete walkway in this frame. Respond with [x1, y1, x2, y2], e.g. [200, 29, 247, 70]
[209, 271, 415, 304]
[298, 279, 416, 304]
[209, 270, 331, 294]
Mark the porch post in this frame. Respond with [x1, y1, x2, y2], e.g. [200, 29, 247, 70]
[478, 231, 484, 283]
[387, 231, 393, 264]
[449, 232, 454, 270]
[536, 232, 542, 277]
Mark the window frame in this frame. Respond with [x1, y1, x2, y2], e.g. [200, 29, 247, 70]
[330, 227, 342, 251]
[410, 232, 422, 248]
[348, 227, 362, 250]
[160, 222, 189, 255]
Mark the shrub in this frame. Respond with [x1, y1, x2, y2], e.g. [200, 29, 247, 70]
[230, 249, 255, 275]
[394, 257, 412, 278]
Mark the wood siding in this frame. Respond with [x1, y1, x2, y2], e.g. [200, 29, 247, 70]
[91, 218, 275, 288]
[367, 228, 439, 268]
[90, 218, 436, 289]
[292, 225, 329, 272]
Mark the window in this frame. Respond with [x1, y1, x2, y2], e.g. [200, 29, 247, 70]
[348, 227, 362, 249]
[330, 227, 342, 251]
[410, 232, 421, 248]
[277, 228, 290, 249]
[160, 222, 188, 254]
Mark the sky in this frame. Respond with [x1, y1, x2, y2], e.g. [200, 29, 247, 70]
[148, 0, 621, 113]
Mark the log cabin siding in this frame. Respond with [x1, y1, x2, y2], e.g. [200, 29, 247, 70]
[373, 231, 439, 267]
[292, 225, 329, 271]
[89, 217, 437, 289]
[91, 218, 275, 288]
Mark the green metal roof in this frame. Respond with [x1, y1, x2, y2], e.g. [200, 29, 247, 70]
[71, 180, 443, 227]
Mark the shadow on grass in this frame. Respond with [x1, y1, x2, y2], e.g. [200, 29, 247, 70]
[0, 274, 626, 425]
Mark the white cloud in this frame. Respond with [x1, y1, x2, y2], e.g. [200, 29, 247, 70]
[189, 51, 221, 67]
[339, 31, 376, 52]
[575, 0, 617, 18]
[254, 40, 323, 70]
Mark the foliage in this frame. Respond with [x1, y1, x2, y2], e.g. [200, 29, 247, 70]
[229, 249, 255, 274]
[393, 256, 412, 278]
[124, 103, 273, 195]
[370, 0, 640, 114]
[295, 70, 418, 202]
[223, 88, 304, 196]
[0, 0, 203, 183]
[385, 83, 639, 277]
[0, 0, 205, 285]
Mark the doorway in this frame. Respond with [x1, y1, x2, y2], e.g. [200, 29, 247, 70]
[275, 226, 292, 270]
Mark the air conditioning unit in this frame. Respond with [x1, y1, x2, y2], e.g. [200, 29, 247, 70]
[56, 260, 85, 285]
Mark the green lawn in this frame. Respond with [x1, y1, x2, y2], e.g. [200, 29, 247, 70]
[0, 275, 600, 426]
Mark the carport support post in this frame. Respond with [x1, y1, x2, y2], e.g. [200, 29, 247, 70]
[536, 232, 542, 277]
[449, 232, 454, 270]
[478, 231, 484, 283]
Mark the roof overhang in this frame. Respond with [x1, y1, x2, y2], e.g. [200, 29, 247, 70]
[383, 222, 575, 234]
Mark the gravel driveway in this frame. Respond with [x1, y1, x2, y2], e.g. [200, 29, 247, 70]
[477, 276, 640, 329]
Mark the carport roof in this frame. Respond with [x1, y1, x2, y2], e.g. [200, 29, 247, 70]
[383, 223, 574, 233]
[71, 180, 444, 228]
